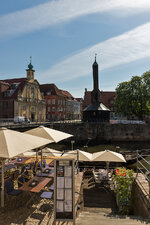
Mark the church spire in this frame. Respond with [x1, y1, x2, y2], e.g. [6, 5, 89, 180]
[91, 55, 101, 103]
[28, 56, 33, 70]
[26, 56, 35, 80]
[95, 53, 97, 62]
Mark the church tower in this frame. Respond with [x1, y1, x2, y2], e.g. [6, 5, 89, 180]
[26, 57, 35, 80]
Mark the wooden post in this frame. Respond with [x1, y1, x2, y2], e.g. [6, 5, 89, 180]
[1, 160, 5, 207]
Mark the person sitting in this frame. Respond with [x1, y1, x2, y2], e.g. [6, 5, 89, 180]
[5, 178, 22, 195]
[43, 159, 47, 168]
[23, 170, 30, 182]
[33, 163, 37, 176]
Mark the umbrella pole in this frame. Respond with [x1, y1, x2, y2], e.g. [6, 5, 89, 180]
[77, 149, 79, 174]
[1, 160, 4, 207]
[106, 162, 109, 173]
[41, 148, 43, 174]
[36, 149, 38, 162]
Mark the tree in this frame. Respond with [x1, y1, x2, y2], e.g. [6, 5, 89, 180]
[115, 71, 150, 120]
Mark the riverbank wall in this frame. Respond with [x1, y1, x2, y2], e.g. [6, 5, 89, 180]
[132, 173, 150, 219]
[50, 122, 150, 144]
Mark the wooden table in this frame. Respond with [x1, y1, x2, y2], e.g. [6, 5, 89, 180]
[19, 176, 52, 206]
[12, 157, 32, 165]
[36, 172, 54, 178]
[19, 176, 52, 193]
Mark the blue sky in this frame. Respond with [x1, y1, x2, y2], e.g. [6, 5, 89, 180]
[1, 0, 150, 98]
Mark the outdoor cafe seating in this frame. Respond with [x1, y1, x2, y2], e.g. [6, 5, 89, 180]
[18, 175, 53, 206]
[93, 168, 112, 189]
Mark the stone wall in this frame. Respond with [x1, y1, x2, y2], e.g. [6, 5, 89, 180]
[132, 179, 150, 219]
[49, 122, 150, 143]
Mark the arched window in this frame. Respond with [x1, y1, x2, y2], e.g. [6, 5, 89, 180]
[31, 87, 34, 98]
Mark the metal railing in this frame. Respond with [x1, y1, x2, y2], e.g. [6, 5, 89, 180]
[136, 151, 150, 200]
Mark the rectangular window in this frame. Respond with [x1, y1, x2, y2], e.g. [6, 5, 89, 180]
[22, 105, 26, 110]
[48, 99, 51, 105]
[3, 101, 8, 110]
[52, 99, 55, 104]
[48, 107, 50, 112]
[52, 107, 55, 112]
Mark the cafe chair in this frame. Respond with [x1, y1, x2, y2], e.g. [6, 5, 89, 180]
[5, 178, 22, 196]
[23, 170, 30, 182]
[40, 191, 53, 199]
[17, 176, 25, 188]
[49, 184, 54, 191]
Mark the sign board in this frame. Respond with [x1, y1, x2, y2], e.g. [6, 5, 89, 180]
[54, 159, 75, 224]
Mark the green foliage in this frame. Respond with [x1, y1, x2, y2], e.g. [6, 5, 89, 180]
[115, 71, 150, 120]
[112, 167, 134, 215]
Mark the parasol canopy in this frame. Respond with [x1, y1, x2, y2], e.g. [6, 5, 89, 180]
[63, 149, 92, 161]
[25, 126, 73, 143]
[0, 127, 52, 208]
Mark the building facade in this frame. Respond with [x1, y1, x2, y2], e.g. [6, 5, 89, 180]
[40, 84, 67, 121]
[0, 62, 46, 121]
[40, 84, 82, 121]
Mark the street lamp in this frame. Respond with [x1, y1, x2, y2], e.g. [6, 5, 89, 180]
[84, 137, 92, 152]
[71, 140, 75, 150]
[116, 146, 120, 153]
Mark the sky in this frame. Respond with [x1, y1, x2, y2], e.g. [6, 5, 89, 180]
[1, 1, 150, 98]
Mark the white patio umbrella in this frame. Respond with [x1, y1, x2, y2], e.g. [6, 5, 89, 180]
[92, 150, 126, 171]
[25, 126, 73, 143]
[63, 149, 93, 161]
[25, 126, 73, 170]
[42, 147, 62, 157]
[0, 127, 52, 207]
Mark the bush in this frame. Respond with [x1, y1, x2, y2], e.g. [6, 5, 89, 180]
[112, 167, 134, 215]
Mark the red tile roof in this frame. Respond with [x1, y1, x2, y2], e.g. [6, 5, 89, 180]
[60, 90, 74, 99]
[0, 78, 27, 99]
[83, 89, 116, 110]
[40, 83, 63, 96]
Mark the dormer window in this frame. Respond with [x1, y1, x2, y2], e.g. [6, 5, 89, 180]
[47, 91, 51, 96]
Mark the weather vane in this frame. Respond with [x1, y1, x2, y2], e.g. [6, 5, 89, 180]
[30, 56, 32, 63]
[95, 53, 97, 61]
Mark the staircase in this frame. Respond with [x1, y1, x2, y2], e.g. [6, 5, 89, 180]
[76, 176, 149, 225]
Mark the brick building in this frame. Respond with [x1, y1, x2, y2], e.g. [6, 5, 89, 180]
[83, 88, 116, 113]
[40, 84, 82, 121]
[40, 84, 67, 121]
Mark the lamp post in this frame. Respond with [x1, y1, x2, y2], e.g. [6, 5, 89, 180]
[116, 146, 120, 153]
[116, 146, 120, 167]
[84, 137, 91, 152]
[71, 140, 75, 150]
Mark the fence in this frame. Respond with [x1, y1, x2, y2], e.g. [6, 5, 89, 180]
[136, 151, 150, 201]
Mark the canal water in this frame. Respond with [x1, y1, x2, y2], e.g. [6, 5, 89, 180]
[48, 142, 150, 170]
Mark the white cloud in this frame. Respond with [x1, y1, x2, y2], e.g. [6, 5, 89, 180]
[40, 22, 150, 82]
[0, 0, 150, 38]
